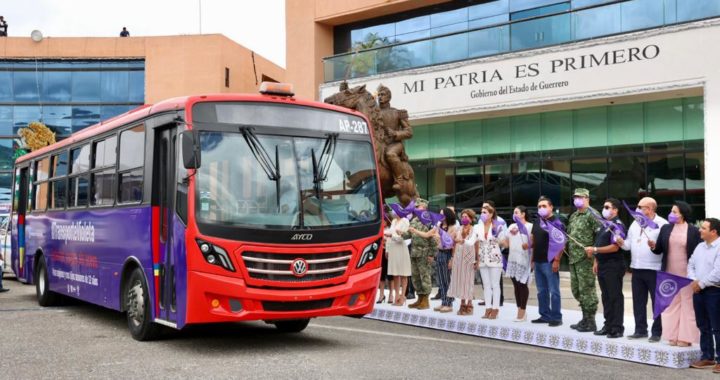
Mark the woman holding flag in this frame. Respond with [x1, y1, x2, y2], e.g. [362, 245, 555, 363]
[433, 207, 457, 313]
[649, 200, 701, 346]
[448, 209, 478, 315]
[475, 203, 506, 319]
[502, 205, 533, 322]
[385, 210, 412, 306]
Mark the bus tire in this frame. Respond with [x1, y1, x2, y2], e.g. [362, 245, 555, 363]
[273, 318, 310, 333]
[36, 257, 61, 307]
[125, 267, 161, 341]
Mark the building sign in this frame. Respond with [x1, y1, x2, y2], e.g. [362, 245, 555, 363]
[319, 22, 718, 123]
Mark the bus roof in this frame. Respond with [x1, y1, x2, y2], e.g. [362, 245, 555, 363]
[14, 93, 369, 164]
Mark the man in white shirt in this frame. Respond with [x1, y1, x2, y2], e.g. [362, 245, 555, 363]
[688, 218, 720, 371]
[615, 197, 668, 342]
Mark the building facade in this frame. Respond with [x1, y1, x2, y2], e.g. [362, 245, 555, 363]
[287, 0, 719, 219]
[0, 34, 285, 202]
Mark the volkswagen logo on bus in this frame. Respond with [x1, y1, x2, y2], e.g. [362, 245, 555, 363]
[291, 258, 309, 277]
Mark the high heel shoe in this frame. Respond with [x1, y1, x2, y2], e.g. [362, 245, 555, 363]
[376, 295, 386, 304]
[481, 308, 492, 319]
[392, 296, 405, 307]
[488, 309, 499, 320]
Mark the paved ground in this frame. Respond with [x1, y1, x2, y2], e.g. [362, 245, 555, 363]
[0, 273, 715, 379]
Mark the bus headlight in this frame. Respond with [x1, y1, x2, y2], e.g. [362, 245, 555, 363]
[356, 238, 383, 269]
[196, 239, 236, 272]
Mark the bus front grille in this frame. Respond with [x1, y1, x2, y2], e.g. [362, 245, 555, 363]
[262, 298, 334, 312]
[241, 251, 351, 283]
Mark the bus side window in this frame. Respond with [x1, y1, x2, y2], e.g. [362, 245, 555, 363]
[118, 124, 145, 204]
[90, 136, 117, 207]
[33, 157, 50, 211]
[49, 151, 68, 210]
[69, 145, 90, 208]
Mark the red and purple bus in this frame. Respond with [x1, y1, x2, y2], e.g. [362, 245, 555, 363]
[10, 83, 383, 340]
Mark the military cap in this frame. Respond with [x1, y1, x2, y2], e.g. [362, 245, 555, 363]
[573, 188, 590, 198]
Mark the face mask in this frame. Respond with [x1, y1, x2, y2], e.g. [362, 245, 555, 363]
[480, 213, 490, 223]
[602, 208, 613, 219]
[537, 207, 550, 218]
[668, 213, 680, 224]
[573, 198, 585, 209]
[461, 217, 471, 226]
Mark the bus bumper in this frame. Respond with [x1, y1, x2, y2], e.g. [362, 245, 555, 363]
[185, 268, 381, 324]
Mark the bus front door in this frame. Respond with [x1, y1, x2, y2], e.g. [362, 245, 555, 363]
[154, 127, 180, 324]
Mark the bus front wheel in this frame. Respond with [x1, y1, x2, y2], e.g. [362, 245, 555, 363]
[125, 268, 161, 341]
[273, 319, 310, 333]
[36, 258, 61, 307]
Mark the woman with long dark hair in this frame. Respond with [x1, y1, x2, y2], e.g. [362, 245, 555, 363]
[433, 207, 457, 313]
[502, 205, 533, 322]
[475, 203, 505, 319]
[650, 200, 701, 346]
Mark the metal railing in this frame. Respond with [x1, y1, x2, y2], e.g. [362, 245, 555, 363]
[323, 0, 720, 82]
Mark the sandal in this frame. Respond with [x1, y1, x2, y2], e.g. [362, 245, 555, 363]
[488, 309, 499, 320]
[481, 308, 491, 319]
[457, 304, 467, 315]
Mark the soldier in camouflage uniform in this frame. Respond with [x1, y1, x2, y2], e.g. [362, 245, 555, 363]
[403, 198, 438, 310]
[567, 188, 602, 332]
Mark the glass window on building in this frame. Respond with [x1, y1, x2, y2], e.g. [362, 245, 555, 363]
[0, 59, 145, 208]
[407, 96, 706, 220]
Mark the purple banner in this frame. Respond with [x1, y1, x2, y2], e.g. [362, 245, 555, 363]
[654, 271, 693, 319]
[540, 218, 566, 262]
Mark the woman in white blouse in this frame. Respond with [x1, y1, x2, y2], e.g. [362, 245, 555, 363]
[475, 204, 505, 319]
[501, 206, 533, 322]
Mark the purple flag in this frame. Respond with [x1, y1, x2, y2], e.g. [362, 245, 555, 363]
[512, 214, 529, 237]
[412, 208, 444, 227]
[609, 222, 627, 244]
[512, 214, 532, 249]
[438, 227, 454, 250]
[389, 200, 415, 219]
[623, 200, 659, 229]
[654, 271, 693, 319]
[588, 208, 627, 244]
[540, 218, 566, 262]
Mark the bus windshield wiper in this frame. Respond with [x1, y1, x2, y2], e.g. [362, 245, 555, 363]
[239, 126, 280, 181]
[312, 133, 338, 185]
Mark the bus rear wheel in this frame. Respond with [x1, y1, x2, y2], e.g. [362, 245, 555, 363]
[273, 319, 310, 333]
[125, 268, 161, 341]
[36, 258, 61, 307]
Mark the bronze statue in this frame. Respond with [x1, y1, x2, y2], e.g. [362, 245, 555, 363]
[324, 82, 418, 206]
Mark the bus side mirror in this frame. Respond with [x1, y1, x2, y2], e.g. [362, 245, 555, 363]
[180, 131, 201, 169]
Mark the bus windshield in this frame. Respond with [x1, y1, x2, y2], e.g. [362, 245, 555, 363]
[196, 131, 379, 229]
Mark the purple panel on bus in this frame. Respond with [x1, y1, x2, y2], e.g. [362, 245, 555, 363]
[24, 206, 153, 311]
